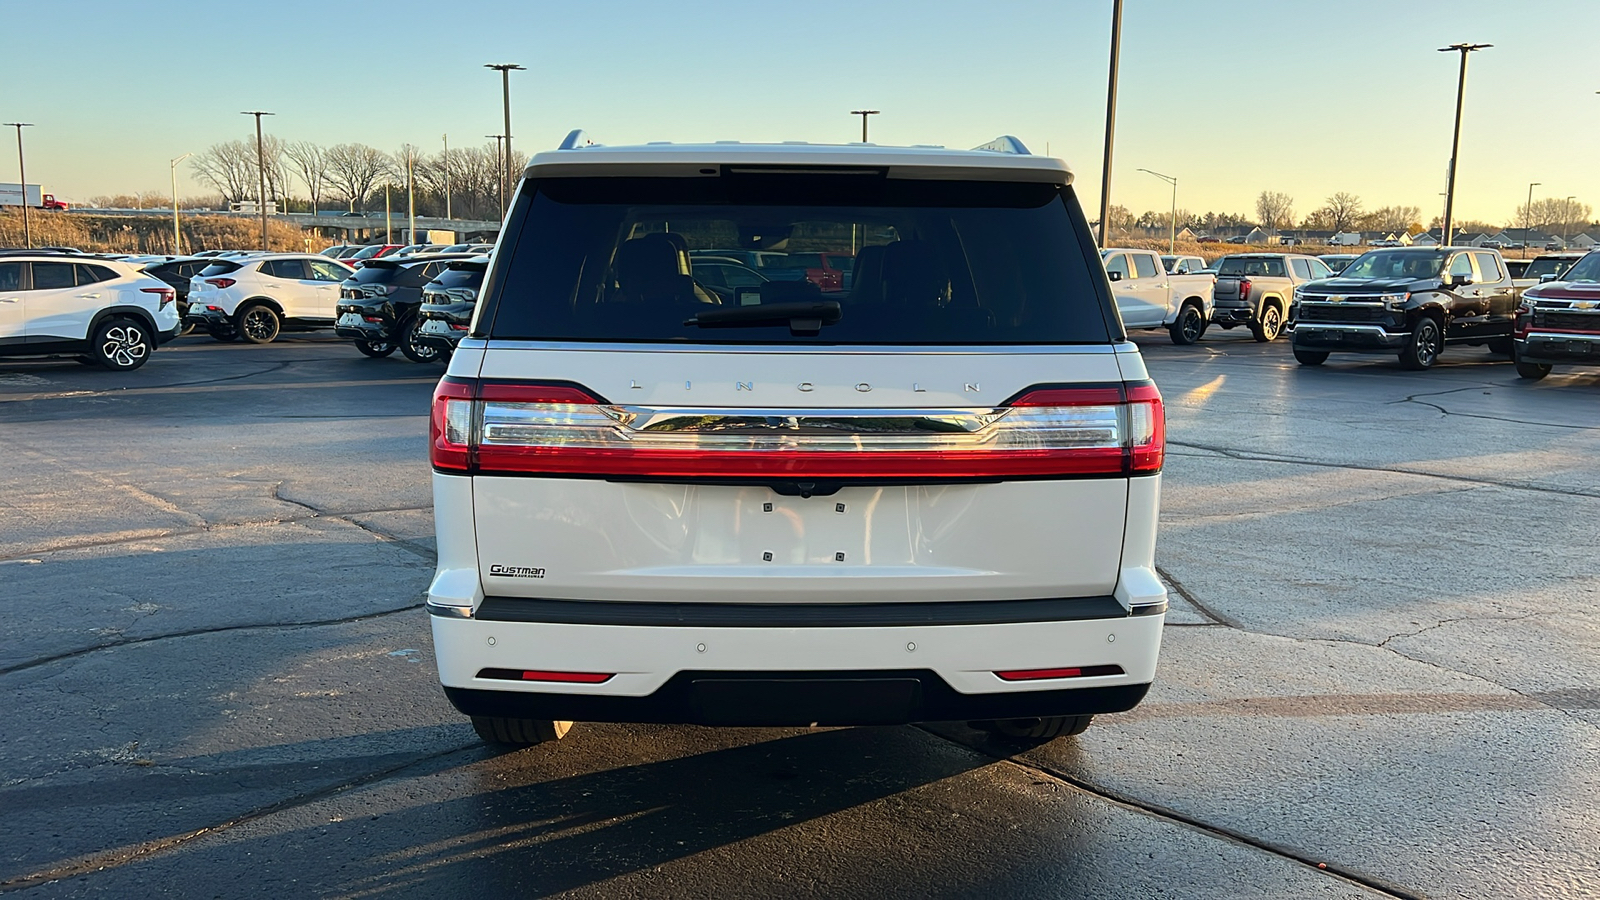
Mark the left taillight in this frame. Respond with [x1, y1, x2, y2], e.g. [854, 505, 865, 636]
[432, 380, 1164, 479]
[141, 286, 176, 309]
[205, 277, 235, 289]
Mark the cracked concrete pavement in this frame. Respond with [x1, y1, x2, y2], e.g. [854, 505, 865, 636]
[0, 331, 1596, 898]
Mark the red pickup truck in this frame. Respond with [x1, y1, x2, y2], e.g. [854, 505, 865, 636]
[1514, 249, 1600, 379]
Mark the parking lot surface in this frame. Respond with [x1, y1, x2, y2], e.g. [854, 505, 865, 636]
[2, 331, 1597, 898]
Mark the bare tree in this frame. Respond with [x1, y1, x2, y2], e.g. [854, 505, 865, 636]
[1362, 205, 1421, 234]
[1323, 192, 1363, 232]
[1255, 191, 1295, 234]
[1516, 197, 1592, 233]
[325, 143, 392, 211]
[190, 140, 258, 204]
[284, 141, 333, 213]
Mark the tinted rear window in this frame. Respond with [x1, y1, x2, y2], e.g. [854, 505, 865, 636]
[352, 263, 400, 283]
[199, 262, 242, 277]
[1216, 256, 1286, 277]
[483, 175, 1111, 345]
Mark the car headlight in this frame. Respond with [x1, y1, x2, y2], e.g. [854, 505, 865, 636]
[1381, 293, 1410, 309]
[1292, 287, 1304, 301]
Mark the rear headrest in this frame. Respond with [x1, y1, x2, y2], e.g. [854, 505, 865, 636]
[615, 234, 682, 287]
[881, 240, 949, 307]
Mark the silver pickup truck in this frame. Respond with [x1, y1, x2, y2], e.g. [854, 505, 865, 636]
[1102, 248, 1216, 345]
[1210, 253, 1333, 341]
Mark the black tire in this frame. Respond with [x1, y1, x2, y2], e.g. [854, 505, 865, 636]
[1250, 303, 1283, 342]
[353, 339, 397, 358]
[178, 321, 196, 337]
[1168, 303, 1205, 345]
[1486, 337, 1513, 356]
[398, 315, 442, 363]
[90, 317, 154, 371]
[1399, 317, 1443, 370]
[470, 716, 572, 747]
[1516, 360, 1552, 380]
[972, 715, 1095, 741]
[236, 303, 281, 344]
[207, 324, 238, 342]
[1293, 348, 1329, 366]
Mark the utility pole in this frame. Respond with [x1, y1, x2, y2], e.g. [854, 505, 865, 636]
[442, 133, 451, 220]
[1139, 168, 1179, 255]
[1438, 43, 1489, 248]
[407, 153, 416, 245]
[5, 123, 34, 249]
[171, 152, 193, 253]
[1098, 0, 1124, 248]
[384, 182, 392, 244]
[485, 64, 524, 214]
[241, 110, 275, 250]
[488, 134, 505, 219]
[1565, 195, 1576, 244]
[850, 110, 879, 143]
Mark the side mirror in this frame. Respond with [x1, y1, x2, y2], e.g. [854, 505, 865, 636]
[1107, 271, 1123, 282]
[1540, 273, 1557, 283]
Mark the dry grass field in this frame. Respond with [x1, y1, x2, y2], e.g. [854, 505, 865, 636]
[0, 210, 313, 254]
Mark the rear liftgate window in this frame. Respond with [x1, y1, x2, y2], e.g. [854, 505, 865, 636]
[483, 174, 1111, 345]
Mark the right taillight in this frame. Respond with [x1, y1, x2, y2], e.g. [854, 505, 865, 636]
[1238, 278, 1252, 302]
[431, 380, 1164, 479]
[205, 277, 236, 289]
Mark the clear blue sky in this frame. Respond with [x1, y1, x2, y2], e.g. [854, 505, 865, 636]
[7, 0, 1597, 226]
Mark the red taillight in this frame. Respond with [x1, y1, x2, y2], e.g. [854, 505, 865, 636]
[432, 380, 1164, 479]
[141, 286, 176, 309]
[448, 322, 469, 331]
[1238, 279, 1252, 302]
[995, 664, 1126, 682]
[205, 277, 236, 289]
[476, 668, 615, 684]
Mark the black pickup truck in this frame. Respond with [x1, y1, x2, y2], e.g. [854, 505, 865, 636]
[1287, 246, 1517, 370]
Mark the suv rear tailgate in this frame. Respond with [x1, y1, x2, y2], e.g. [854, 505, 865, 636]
[468, 345, 1132, 604]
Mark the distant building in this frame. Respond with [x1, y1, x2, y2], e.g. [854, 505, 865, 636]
[1567, 233, 1597, 250]
[1243, 227, 1270, 244]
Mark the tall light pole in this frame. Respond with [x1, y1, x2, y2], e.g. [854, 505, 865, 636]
[1097, 0, 1125, 248]
[1139, 168, 1179, 254]
[485, 63, 524, 214]
[5, 123, 34, 249]
[407, 152, 416, 245]
[850, 110, 879, 143]
[1525, 181, 1541, 256]
[241, 110, 275, 250]
[1438, 43, 1489, 248]
[1564, 195, 1576, 244]
[170, 152, 193, 253]
[442, 133, 451, 220]
[488, 134, 505, 219]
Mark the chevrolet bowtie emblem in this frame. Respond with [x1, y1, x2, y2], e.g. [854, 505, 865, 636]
[1328, 295, 1345, 303]
[1574, 301, 1598, 310]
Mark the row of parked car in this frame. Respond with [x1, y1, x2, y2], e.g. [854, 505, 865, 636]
[1101, 244, 1598, 375]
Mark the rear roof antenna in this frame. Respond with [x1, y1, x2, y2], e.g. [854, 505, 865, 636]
[971, 135, 1031, 155]
[557, 129, 598, 150]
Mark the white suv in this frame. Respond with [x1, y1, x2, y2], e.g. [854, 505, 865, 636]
[0, 252, 180, 369]
[185, 253, 353, 343]
[427, 135, 1168, 747]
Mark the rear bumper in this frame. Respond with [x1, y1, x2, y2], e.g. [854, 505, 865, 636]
[1293, 324, 1408, 351]
[1210, 305, 1256, 325]
[429, 603, 1164, 725]
[1516, 333, 1600, 364]
[444, 675, 1151, 726]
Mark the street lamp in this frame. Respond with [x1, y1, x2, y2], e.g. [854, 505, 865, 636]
[1565, 195, 1576, 244]
[170, 152, 193, 253]
[1525, 181, 1541, 256]
[406, 151, 416, 246]
[1097, 0, 1125, 248]
[1138, 168, 1178, 254]
[487, 134, 505, 219]
[241, 111, 275, 250]
[850, 110, 879, 143]
[1438, 42, 1490, 247]
[4, 123, 34, 249]
[442, 133, 451, 220]
[485, 63, 524, 216]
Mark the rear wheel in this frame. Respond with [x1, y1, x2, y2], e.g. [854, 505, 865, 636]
[353, 339, 397, 358]
[207, 324, 238, 342]
[1399, 317, 1442, 370]
[237, 303, 281, 344]
[1516, 359, 1552, 380]
[470, 716, 572, 747]
[1250, 304, 1283, 342]
[1486, 337, 1513, 356]
[398, 315, 442, 363]
[1168, 303, 1205, 345]
[178, 321, 196, 337]
[90, 318, 153, 371]
[972, 715, 1094, 742]
[1293, 348, 1329, 366]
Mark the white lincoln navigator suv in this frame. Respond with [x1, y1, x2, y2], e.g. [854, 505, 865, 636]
[427, 133, 1168, 747]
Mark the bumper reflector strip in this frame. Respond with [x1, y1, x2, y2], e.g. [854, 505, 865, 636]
[994, 664, 1125, 682]
[476, 668, 615, 684]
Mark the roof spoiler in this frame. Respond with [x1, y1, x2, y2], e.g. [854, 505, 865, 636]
[970, 135, 1031, 155]
[557, 129, 599, 150]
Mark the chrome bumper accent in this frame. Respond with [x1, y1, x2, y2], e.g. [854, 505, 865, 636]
[426, 600, 475, 619]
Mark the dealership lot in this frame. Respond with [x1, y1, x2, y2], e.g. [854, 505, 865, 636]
[1, 332, 1597, 898]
